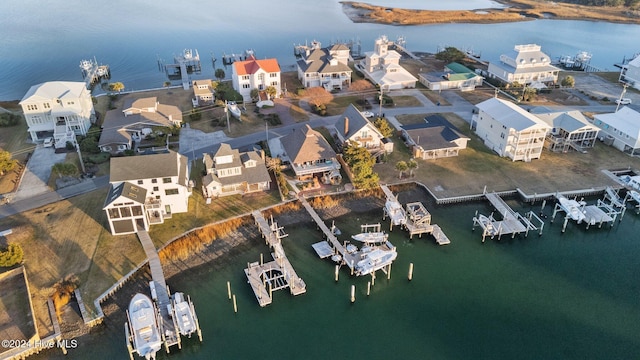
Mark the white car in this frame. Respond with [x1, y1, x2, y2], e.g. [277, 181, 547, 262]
[361, 111, 375, 118]
[615, 98, 632, 105]
[43, 137, 54, 148]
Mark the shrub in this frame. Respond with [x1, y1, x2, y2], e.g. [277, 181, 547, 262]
[0, 243, 23, 267]
[80, 137, 100, 154]
[51, 275, 79, 318]
[88, 152, 110, 164]
[0, 113, 21, 127]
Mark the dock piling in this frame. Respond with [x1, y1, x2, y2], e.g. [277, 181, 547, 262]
[335, 265, 339, 282]
[367, 282, 371, 296]
[232, 294, 238, 313]
[350, 285, 356, 303]
[227, 281, 232, 300]
[408, 263, 414, 281]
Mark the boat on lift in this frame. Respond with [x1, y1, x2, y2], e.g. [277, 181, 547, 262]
[171, 292, 197, 337]
[351, 231, 389, 244]
[126, 293, 162, 360]
[355, 248, 397, 276]
[557, 196, 586, 223]
[385, 200, 406, 226]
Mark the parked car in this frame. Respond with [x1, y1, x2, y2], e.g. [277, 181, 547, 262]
[43, 137, 54, 147]
[616, 98, 632, 105]
[361, 111, 375, 118]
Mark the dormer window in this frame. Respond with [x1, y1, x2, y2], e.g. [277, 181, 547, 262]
[244, 160, 256, 168]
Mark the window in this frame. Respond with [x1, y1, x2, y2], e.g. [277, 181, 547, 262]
[137, 180, 143, 185]
[120, 207, 132, 217]
[26, 104, 38, 111]
[242, 84, 250, 89]
[151, 179, 158, 183]
[155, 195, 161, 200]
[270, 73, 277, 78]
[242, 75, 250, 80]
[43, 103, 50, 109]
[132, 206, 143, 216]
[271, 81, 278, 86]
[153, 186, 159, 192]
[162, 177, 172, 183]
[258, 73, 264, 81]
[66, 101, 75, 105]
[165, 188, 179, 195]
[108, 208, 120, 219]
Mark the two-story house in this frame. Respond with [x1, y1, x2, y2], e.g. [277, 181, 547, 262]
[334, 104, 392, 155]
[487, 44, 559, 86]
[98, 97, 182, 154]
[296, 43, 352, 90]
[593, 106, 640, 156]
[275, 124, 341, 183]
[19, 81, 95, 147]
[359, 35, 417, 90]
[232, 56, 281, 102]
[472, 97, 551, 162]
[619, 54, 640, 90]
[202, 143, 271, 198]
[103, 151, 191, 235]
[192, 79, 214, 105]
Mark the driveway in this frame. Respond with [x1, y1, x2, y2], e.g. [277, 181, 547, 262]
[12, 145, 67, 202]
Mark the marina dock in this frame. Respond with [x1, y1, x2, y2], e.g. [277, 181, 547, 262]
[246, 211, 306, 307]
[551, 193, 618, 232]
[79, 58, 110, 88]
[473, 192, 543, 242]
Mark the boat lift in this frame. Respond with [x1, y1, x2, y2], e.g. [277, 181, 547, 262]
[625, 190, 640, 214]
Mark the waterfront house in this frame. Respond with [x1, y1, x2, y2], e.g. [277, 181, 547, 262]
[419, 62, 484, 91]
[192, 79, 214, 105]
[487, 44, 559, 86]
[19, 81, 95, 147]
[619, 54, 640, 91]
[530, 108, 599, 153]
[593, 106, 640, 155]
[232, 56, 281, 102]
[103, 151, 191, 236]
[98, 97, 182, 154]
[275, 125, 341, 183]
[472, 97, 551, 161]
[358, 35, 417, 90]
[334, 104, 392, 155]
[400, 114, 470, 160]
[296, 43, 352, 90]
[202, 143, 271, 198]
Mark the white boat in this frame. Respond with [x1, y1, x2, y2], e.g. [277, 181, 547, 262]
[621, 174, 640, 191]
[227, 101, 241, 119]
[331, 254, 342, 263]
[477, 214, 497, 236]
[351, 231, 388, 244]
[628, 190, 640, 203]
[355, 249, 397, 276]
[385, 200, 406, 226]
[172, 292, 197, 337]
[127, 293, 162, 360]
[345, 243, 358, 254]
[558, 197, 586, 223]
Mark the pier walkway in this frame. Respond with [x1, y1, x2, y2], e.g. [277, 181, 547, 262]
[246, 211, 306, 307]
[136, 230, 179, 349]
[484, 193, 527, 234]
[473, 192, 543, 241]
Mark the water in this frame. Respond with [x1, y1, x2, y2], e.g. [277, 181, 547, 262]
[35, 198, 640, 359]
[1, 0, 639, 100]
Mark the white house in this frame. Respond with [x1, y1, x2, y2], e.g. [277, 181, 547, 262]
[98, 97, 182, 154]
[334, 104, 392, 154]
[487, 44, 559, 86]
[232, 56, 281, 102]
[472, 97, 551, 162]
[192, 79, 214, 105]
[419, 62, 484, 91]
[593, 106, 640, 156]
[359, 35, 417, 90]
[103, 151, 191, 236]
[530, 108, 599, 153]
[297, 43, 352, 90]
[19, 81, 95, 147]
[202, 143, 271, 198]
[620, 54, 640, 90]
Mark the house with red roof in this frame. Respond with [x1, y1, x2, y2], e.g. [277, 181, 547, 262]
[231, 55, 281, 102]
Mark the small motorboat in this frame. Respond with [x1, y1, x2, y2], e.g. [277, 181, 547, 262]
[126, 293, 162, 360]
[172, 292, 197, 337]
[351, 231, 388, 244]
[227, 101, 242, 119]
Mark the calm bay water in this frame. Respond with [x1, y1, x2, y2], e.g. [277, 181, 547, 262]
[35, 198, 640, 360]
[1, 1, 640, 100]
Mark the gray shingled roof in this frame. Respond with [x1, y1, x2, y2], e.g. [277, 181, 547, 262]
[281, 125, 336, 164]
[297, 47, 352, 74]
[103, 181, 147, 208]
[109, 151, 187, 184]
[401, 115, 469, 151]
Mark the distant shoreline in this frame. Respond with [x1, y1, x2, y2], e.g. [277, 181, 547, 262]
[340, 0, 640, 25]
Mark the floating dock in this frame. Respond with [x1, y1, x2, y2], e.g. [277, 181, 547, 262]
[246, 211, 306, 307]
[473, 192, 543, 242]
[163, 49, 202, 90]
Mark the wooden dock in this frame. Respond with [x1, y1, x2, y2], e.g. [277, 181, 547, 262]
[473, 192, 543, 241]
[246, 211, 306, 307]
[136, 230, 181, 351]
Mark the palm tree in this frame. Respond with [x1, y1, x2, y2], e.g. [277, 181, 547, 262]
[395, 161, 408, 179]
[108, 82, 125, 92]
[265, 85, 277, 100]
[215, 68, 226, 81]
[407, 159, 418, 177]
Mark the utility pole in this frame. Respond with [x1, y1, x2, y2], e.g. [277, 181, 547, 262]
[615, 83, 628, 113]
[225, 100, 230, 133]
[378, 87, 384, 118]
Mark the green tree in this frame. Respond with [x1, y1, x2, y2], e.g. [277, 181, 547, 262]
[265, 85, 277, 99]
[0, 112, 22, 127]
[522, 87, 537, 102]
[79, 137, 100, 154]
[108, 82, 125, 92]
[215, 68, 226, 81]
[374, 118, 394, 138]
[0, 150, 18, 176]
[52, 163, 78, 178]
[305, 87, 334, 108]
[407, 159, 418, 177]
[395, 160, 408, 179]
[0, 243, 23, 267]
[343, 141, 379, 189]
[435, 47, 466, 64]
[561, 75, 575, 88]
[250, 88, 260, 101]
[163, 81, 171, 87]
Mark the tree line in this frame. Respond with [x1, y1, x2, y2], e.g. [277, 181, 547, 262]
[556, 0, 639, 7]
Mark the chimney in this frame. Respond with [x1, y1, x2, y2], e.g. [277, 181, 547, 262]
[169, 114, 173, 122]
[260, 149, 265, 160]
[344, 117, 349, 135]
